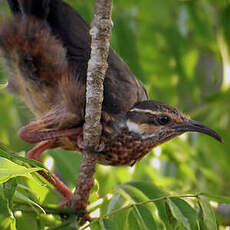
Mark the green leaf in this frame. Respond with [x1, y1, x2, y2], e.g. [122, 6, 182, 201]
[200, 192, 230, 205]
[124, 181, 168, 198]
[15, 212, 39, 230]
[87, 219, 117, 230]
[3, 178, 17, 208]
[15, 191, 46, 214]
[128, 208, 144, 230]
[198, 196, 217, 230]
[0, 191, 16, 230]
[133, 205, 158, 230]
[90, 221, 102, 230]
[99, 194, 130, 230]
[165, 202, 184, 230]
[122, 181, 171, 229]
[0, 157, 46, 184]
[0, 147, 47, 170]
[167, 197, 199, 230]
[117, 182, 158, 229]
[99, 219, 118, 230]
[0, 215, 16, 230]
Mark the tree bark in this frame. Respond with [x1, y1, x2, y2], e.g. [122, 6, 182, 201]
[70, 0, 113, 224]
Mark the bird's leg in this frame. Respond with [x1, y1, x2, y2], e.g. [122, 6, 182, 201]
[19, 117, 82, 144]
[27, 140, 73, 202]
[18, 116, 84, 206]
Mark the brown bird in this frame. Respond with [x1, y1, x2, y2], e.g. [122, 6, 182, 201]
[0, 0, 221, 205]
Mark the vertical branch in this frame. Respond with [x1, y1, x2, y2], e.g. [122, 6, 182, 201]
[84, 0, 113, 148]
[70, 0, 113, 224]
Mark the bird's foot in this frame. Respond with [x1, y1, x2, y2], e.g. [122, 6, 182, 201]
[77, 135, 105, 153]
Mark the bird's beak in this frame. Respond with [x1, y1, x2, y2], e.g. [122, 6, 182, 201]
[172, 120, 222, 143]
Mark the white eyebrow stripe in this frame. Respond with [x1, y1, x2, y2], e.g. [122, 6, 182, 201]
[129, 108, 162, 115]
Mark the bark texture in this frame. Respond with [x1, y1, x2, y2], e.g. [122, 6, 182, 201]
[84, 0, 113, 148]
[70, 0, 113, 224]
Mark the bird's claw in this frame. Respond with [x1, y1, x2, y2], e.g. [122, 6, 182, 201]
[77, 135, 105, 153]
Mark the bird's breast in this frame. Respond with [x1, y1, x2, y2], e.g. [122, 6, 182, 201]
[97, 130, 156, 166]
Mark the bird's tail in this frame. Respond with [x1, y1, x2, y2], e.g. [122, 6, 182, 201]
[0, 15, 67, 86]
[0, 1, 68, 115]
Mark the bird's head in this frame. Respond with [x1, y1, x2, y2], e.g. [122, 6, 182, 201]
[126, 100, 222, 144]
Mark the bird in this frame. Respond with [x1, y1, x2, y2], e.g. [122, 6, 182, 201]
[0, 0, 222, 206]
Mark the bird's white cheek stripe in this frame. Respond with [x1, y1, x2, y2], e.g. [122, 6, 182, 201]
[126, 120, 143, 134]
[126, 120, 156, 139]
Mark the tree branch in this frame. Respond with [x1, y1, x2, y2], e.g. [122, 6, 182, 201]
[70, 0, 113, 224]
[84, 0, 113, 149]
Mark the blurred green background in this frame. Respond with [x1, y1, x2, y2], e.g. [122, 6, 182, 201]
[0, 0, 230, 229]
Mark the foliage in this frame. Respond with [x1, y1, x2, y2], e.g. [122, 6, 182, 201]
[0, 0, 230, 229]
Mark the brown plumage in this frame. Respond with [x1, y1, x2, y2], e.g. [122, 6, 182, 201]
[0, 0, 221, 207]
[0, 0, 148, 131]
[0, 16, 66, 115]
[0, 0, 148, 202]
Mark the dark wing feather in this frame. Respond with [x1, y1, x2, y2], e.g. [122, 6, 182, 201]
[46, 0, 149, 114]
[48, 0, 90, 65]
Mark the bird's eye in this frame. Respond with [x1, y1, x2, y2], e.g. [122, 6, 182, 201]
[157, 115, 170, 125]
